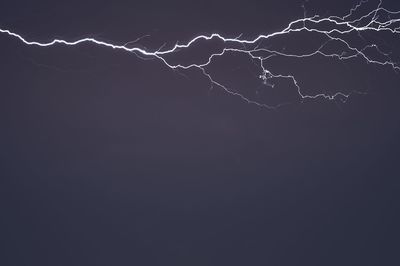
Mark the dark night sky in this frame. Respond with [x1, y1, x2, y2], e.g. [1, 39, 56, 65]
[1, 0, 400, 265]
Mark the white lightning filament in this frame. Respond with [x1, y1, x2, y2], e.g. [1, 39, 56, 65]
[1, 0, 399, 109]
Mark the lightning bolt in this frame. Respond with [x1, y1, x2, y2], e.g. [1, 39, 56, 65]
[1, 0, 399, 109]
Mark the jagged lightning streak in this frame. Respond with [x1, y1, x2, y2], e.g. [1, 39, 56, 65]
[1, 0, 399, 109]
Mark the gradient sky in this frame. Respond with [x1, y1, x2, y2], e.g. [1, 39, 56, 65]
[1, 0, 400, 265]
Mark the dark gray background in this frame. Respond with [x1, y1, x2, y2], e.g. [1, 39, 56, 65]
[0, 0, 399, 265]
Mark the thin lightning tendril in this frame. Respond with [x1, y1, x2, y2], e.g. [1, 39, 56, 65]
[1, 0, 399, 109]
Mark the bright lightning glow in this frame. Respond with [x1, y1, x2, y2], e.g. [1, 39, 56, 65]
[1, 0, 399, 109]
